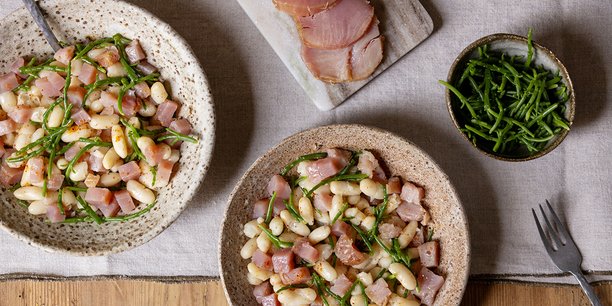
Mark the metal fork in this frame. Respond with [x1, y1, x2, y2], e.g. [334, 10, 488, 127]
[532, 200, 603, 306]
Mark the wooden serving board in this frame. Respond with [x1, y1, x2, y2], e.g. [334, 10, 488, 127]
[237, 0, 434, 110]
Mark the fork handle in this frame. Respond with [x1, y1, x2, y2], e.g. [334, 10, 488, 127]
[571, 270, 603, 306]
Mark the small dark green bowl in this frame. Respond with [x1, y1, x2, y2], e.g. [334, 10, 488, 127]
[444, 33, 575, 161]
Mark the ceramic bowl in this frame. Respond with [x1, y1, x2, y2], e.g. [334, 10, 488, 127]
[0, 0, 215, 255]
[444, 33, 575, 161]
[219, 124, 470, 306]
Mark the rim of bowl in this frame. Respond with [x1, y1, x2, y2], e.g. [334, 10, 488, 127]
[218, 124, 471, 306]
[445, 33, 576, 162]
[0, 0, 216, 256]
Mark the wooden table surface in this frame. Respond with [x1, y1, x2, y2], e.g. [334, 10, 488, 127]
[0, 279, 610, 306]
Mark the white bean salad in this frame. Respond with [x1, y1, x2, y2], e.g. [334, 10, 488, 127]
[242, 148, 445, 306]
[0, 34, 197, 223]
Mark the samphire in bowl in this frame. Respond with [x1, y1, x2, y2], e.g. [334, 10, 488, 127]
[219, 124, 470, 306]
[0, 0, 215, 255]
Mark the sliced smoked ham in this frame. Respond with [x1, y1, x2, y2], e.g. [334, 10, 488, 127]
[350, 18, 384, 80]
[296, 0, 374, 49]
[273, 0, 339, 17]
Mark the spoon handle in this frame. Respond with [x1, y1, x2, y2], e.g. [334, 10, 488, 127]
[21, 0, 61, 51]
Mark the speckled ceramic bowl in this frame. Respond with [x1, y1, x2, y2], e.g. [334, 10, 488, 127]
[0, 0, 215, 255]
[219, 125, 470, 306]
[445, 33, 575, 161]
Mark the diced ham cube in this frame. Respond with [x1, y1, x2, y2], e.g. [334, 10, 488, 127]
[87, 152, 105, 173]
[100, 128, 112, 142]
[334, 234, 366, 266]
[134, 82, 151, 98]
[386, 176, 402, 194]
[292, 238, 319, 264]
[396, 201, 426, 222]
[27, 156, 45, 184]
[410, 228, 425, 247]
[94, 46, 120, 68]
[100, 91, 118, 108]
[84, 187, 113, 208]
[267, 174, 291, 200]
[67, 86, 86, 107]
[99, 197, 121, 217]
[47, 174, 64, 191]
[153, 100, 178, 127]
[78, 63, 97, 85]
[418, 241, 439, 268]
[253, 281, 274, 304]
[313, 192, 333, 212]
[260, 293, 280, 306]
[125, 39, 146, 64]
[0, 160, 23, 186]
[272, 248, 295, 274]
[280, 267, 311, 285]
[331, 221, 356, 239]
[330, 274, 353, 296]
[0, 140, 5, 159]
[252, 199, 269, 219]
[114, 190, 136, 213]
[64, 142, 86, 161]
[365, 278, 392, 305]
[326, 148, 351, 167]
[54, 46, 75, 65]
[118, 161, 141, 182]
[155, 159, 175, 187]
[71, 108, 91, 126]
[136, 60, 158, 75]
[114, 91, 139, 116]
[416, 267, 445, 306]
[252, 249, 274, 271]
[46, 204, 66, 223]
[169, 118, 192, 135]
[7, 107, 33, 124]
[357, 150, 387, 183]
[40, 71, 66, 91]
[306, 157, 344, 184]
[142, 142, 164, 167]
[11, 57, 27, 79]
[34, 77, 61, 97]
[379, 222, 402, 239]
[0, 119, 17, 136]
[400, 182, 425, 204]
[0, 73, 19, 93]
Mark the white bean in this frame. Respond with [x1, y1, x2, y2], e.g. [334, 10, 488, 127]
[168, 149, 180, 163]
[277, 288, 317, 305]
[106, 62, 128, 77]
[315, 244, 333, 261]
[30, 107, 46, 123]
[2, 132, 16, 146]
[111, 125, 129, 158]
[388, 263, 417, 290]
[28, 200, 49, 215]
[47, 105, 64, 128]
[99, 173, 122, 187]
[361, 215, 376, 232]
[136, 136, 156, 163]
[30, 128, 45, 143]
[247, 262, 273, 281]
[0, 91, 17, 112]
[314, 260, 338, 282]
[61, 189, 77, 206]
[280, 210, 310, 237]
[385, 194, 402, 214]
[61, 124, 93, 143]
[308, 225, 330, 244]
[158, 143, 172, 160]
[89, 99, 104, 113]
[350, 294, 368, 306]
[388, 294, 420, 306]
[247, 272, 263, 286]
[345, 207, 365, 226]
[128, 116, 141, 129]
[256, 231, 272, 253]
[138, 160, 155, 189]
[87, 48, 105, 59]
[360, 178, 385, 200]
[330, 181, 361, 196]
[243, 219, 262, 238]
[20, 162, 32, 186]
[356, 272, 373, 287]
[298, 197, 314, 226]
[269, 216, 284, 236]
[102, 148, 122, 170]
[138, 99, 157, 117]
[240, 237, 258, 259]
[278, 232, 300, 243]
[269, 274, 283, 292]
[398, 221, 419, 249]
[329, 194, 344, 222]
[150, 82, 168, 104]
[69, 162, 88, 181]
[314, 209, 330, 225]
[14, 186, 45, 201]
[6, 152, 24, 168]
[347, 195, 361, 205]
[126, 180, 156, 204]
[378, 253, 393, 269]
[89, 114, 120, 130]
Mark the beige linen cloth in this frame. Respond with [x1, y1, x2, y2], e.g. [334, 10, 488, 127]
[0, 0, 610, 284]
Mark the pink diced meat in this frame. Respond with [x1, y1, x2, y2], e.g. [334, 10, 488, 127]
[94, 46, 120, 68]
[416, 267, 445, 306]
[84, 187, 113, 208]
[114, 91, 139, 116]
[114, 190, 136, 213]
[260, 293, 280, 306]
[378, 222, 402, 239]
[100, 91, 117, 108]
[330, 274, 353, 296]
[357, 150, 387, 183]
[401, 182, 425, 204]
[0, 160, 23, 186]
[0, 73, 19, 93]
[99, 197, 120, 217]
[78, 62, 97, 85]
[418, 241, 440, 268]
[142, 142, 163, 166]
[34, 78, 61, 97]
[0, 119, 17, 136]
[252, 199, 269, 219]
[266, 174, 291, 200]
[155, 159, 175, 187]
[71, 108, 91, 126]
[365, 278, 392, 305]
[396, 201, 426, 222]
[64, 142, 85, 161]
[67, 86, 86, 107]
[125, 39, 146, 64]
[40, 71, 65, 91]
[46, 204, 66, 223]
[272, 248, 295, 274]
[169, 119, 192, 135]
[118, 161, 141, 182]
[0, 140, 5, 159]
[252, 249, 274, 271]
[54, 46, 75, 65]
[153, 100, 178, 127]
[7, 107, 33, 124]
[11, 57, 27, 79]
[280, 267, 311, 285]
[47, 174, 64, 191]
[27, 156, 45, 184]
[136, 60, 158, 75]
[253, 281, 273, 304]
[334, 234, 366, 266]
[410, 228, 425, 247]
[134, 82, 151, 99]
[386, 176, 402, 194]
[87, 152, 105, 173]
[326, 148, 351, 167]
[313, 192, 333, 212]
[292, 238, 319, 264]
[306, 157, 343, 184]
[331, 221, 356, 239]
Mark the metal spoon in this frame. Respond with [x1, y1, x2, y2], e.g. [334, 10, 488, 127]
[21, 0, 61, 51]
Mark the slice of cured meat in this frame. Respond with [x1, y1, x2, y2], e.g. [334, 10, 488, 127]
[349, 18, 383, 80]
[273, 0, 339, 16]
[296, 0, 374, 49]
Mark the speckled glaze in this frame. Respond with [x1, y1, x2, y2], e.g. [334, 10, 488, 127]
[219, 125, 470, 306]
[445, 33, 575, 161]
[0, 0, 215, 255]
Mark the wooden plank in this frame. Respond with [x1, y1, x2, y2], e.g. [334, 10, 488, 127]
[236, 0, 433, 110]
[0, 280, 610, 306]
